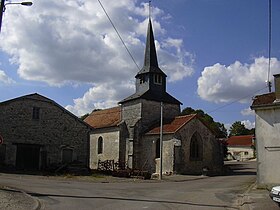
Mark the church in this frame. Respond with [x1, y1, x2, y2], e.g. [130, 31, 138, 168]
[84, 19, 223, 175]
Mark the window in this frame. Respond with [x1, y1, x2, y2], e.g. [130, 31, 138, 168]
[98, 137, 103, 154]
[62, 148, 73, 163]
[190, 133, 203, 161]
[0, 145, 6, 163]
[154, 74, 162, 85]
[155, 139, 160, 158]
[32, 107, 40, 120]
[244, 151, 249, 155]
[140, 75, 146, 84]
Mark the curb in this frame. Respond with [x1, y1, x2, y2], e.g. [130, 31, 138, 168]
[0, 186, 41, 210]
[236, 181, 257, 210]
[23, 190, 42, 210]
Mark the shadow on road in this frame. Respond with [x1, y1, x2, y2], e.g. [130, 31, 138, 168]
[224, 161, 257, 176]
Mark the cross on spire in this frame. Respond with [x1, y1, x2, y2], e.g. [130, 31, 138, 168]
[149, 0, 151, 19]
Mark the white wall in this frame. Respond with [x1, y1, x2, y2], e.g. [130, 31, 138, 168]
[227, 146, 254, 161]
[89, 128, 120, 169]
[255, 108, 280, 185]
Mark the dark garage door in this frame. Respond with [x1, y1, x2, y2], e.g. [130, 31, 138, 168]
[16, 144, 40, 170]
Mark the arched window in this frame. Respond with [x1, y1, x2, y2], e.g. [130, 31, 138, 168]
[155, 138, 160, 158]
[190, 133, 203, 161]
[98, 137, 103, 154]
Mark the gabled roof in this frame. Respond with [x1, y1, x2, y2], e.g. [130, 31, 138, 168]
[84, 107, 121, 129]
[251, 92, 276, 108]
[227, 135, 254, 147]
[0, 93, 93, 130]
[119, 89, 182, 105]
[146, 114, 197, 135]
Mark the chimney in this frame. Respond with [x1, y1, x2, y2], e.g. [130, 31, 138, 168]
[274, 74, 280, 102]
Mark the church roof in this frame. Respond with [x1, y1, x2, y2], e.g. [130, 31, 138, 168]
[136, 19, 166, 77]
[146, 114, 197, 135]
[84, 106, 121, 129]
[119, 89, 182, 104]
[227, 135, 254, 147]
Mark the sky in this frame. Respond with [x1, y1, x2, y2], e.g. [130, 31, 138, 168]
[0, 0, 280, 132]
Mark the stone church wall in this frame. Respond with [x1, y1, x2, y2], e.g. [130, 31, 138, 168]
[178, 118, 223, 175]
[89, 128, 120, 169]
[141, 117, 223, 175]
[121, 99, 180, 170]
[0, 96, 90, 170]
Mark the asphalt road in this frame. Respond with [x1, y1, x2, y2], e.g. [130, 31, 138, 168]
[0, 161, 257, 210]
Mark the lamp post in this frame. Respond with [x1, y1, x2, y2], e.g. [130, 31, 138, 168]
[0, 0, 32, 33]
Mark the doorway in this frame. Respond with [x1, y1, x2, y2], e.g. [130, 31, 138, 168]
[16, 144, 40, 170]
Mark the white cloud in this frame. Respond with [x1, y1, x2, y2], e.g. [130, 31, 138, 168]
[0, 70, 15, 84]
[241, 120, 255, 130]
[0, 0, 194, 115]
[241, 108, 255, 116]
[197, 57, 280, 103]
[66, 81, 134, 116]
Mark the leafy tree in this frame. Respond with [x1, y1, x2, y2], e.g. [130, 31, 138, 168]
[181, 107, 227, 138]
[80, 113, 89, 121]
[80, 109, 102, 121]
[229, 121, 254, 136]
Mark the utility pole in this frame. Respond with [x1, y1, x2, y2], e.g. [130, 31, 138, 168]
[0, 0, 5, 33]
[159, 102, 163, 180]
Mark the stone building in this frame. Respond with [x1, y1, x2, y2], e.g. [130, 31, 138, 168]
[251, 74, 280, 185]
[85, 19, 223, 175]
[0, 93, 92, 171]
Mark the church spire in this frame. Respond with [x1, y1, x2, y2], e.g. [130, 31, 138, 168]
[136, 18, 166, 76]
[144, 18, 159, 68]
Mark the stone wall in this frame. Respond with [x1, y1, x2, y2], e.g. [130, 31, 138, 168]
[121, 99, 180, 170]
[141, 117, 223, 175]
[178, 118, 223, 175]
[0, 95, 91, 170]
[89, 127, 120, 169]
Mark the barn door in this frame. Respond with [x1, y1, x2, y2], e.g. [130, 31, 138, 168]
[16, 144, 40, 170]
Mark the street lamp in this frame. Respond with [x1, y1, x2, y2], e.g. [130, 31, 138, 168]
[0, 0, 33, 33]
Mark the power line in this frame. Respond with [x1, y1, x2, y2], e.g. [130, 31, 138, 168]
[206, 86, 267, 114]
[97, 0, 140, 71]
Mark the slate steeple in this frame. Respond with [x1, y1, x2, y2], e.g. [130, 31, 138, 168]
[136, 19, 166, 76]
[119, 18, 181, 105]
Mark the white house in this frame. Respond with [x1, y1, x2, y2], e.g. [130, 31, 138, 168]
[226, 135, 255, 161]
[251, 74, 280, 185]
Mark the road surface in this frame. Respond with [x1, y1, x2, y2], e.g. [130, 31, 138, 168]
[0, 161, 256, 210]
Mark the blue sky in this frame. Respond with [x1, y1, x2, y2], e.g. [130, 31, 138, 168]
[0, 0, 280, 131]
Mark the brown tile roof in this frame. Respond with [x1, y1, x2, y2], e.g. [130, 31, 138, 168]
[146, 114, 197, 135]
[251, 92, 276, 107]
[227, 135, 254, 147]
[84, 107, 121, 129]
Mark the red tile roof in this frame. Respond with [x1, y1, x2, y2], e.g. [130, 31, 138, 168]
[84, 107, 121, 129]
[227, 135, 254, 147]
[146, 114, 197, 135]
[251, 92, 276, 107]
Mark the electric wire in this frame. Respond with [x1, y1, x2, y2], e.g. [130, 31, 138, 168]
[97, 0, 265, 116]
[206, 86, 267, 114]
[97, 0, 140, 71]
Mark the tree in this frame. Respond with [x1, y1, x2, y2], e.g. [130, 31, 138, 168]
[229, 121, 254, 136]
[80, 113, 89, 121]
[181, 107, 228, 138]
